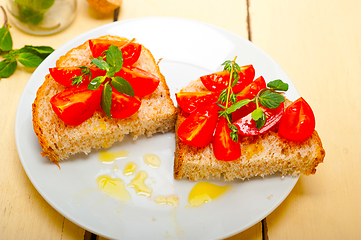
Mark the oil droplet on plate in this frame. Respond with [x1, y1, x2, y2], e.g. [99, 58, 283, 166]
[96, 175, 131, 202]
[155, 195, 166, 204]
[128, 170, 152, 196]
[155, 195, 179, 207]
[143, 153, 161, 168]
[123, 161, 138, 176]
[188, 182, 231, 207]
[149, 177, 156, 184]
[112, 165, 119, 171]
[98, 149, 130, 164]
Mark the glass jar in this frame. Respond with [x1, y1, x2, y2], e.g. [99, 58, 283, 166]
[6, 0, 77, 35]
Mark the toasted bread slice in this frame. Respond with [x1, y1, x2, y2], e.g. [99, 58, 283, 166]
[32, 35, 177, 162]
[174, 79, 325, 181]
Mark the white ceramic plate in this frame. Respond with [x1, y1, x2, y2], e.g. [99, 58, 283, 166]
[15, 17, 299, 240]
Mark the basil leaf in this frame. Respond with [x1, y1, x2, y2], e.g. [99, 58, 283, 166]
[0, 60, 17, 78]
[267, 79, 289, 91]
[101, 82, 112, 119]
[259, 90, 285, 109]
[91, 58, 109, 71]
[16, 5, 45, 26]
[251, 108, 266, 129]
[17, 53, 43, 67]
[23, 45, 54, 55]
[21, 45, 54, 60]
[0, 27, 13, 52]
[105, 67, 116, 78]
[226, 99, 252, 114]
[14, 0, 55, 26]
[15, 0, 54, 10]
[111, 77, 134, 97]
[251, 107, 263, 121]
[87, 76, 104, 90]
[255, 114, 266, 129]
[105, 45, 123, 72]
[3, 52, 15, 61]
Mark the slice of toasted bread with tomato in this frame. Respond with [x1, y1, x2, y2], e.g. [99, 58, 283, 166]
[174, 79, 325, 181]
[32, 35, 177, 162]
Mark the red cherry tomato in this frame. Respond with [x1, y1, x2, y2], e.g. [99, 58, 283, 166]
[49, 67, 106, 88]
[109, 88, 141, 119]
[114, 66, 160, 97]
[233, 102, 284, 136]
[120, 43, 142, 66]
[212, 117, 241, 161]
[200, 64, 255, 93]
[50, 86, 102, 126]
[231, 76, 267, 121]
[278, 97, 315, 141]
[175, 91, 219, 114]
[177, 104, 219, 148]
[88, 39, 142, 66]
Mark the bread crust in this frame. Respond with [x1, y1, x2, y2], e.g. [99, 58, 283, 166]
[32, 35, 177, 162]
[173, 79, 325, 181]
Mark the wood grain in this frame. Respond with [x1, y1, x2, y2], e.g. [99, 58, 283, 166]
[5, 0, 350, 239]
[250, 0, 361, 239]
[119, 0, 249, 38]
[0, 0, 113, 239]
[0, 0, 258, 239]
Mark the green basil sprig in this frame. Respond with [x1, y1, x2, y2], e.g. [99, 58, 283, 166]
[218, 58, 289, 137]
[14, 0, 55, 26]
[225, 79, 288, 130]
[71, 44, 134, 119]
[0, 45, 54, 78]
[0, 6, 55, 78]
[91, 45, 134, 118]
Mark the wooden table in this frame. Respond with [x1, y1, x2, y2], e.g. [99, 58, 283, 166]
[1, 0, 360, 239]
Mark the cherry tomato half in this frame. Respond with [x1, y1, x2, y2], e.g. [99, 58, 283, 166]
[233, 102, 284, 136]
[114, 66, 160, 97]
[200, 65, 255, 93]
[278, 97, 315, 142]
[88, 39, 142, 66]
[231, 76, 267, 122]
[109, 88, 141, 119]
[50, 86, 102, 126]
[177, 104, 219, 148]
[212, 117, 242, 161]
[175, 91, 219, 114]
[49, 67, 106, 88]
